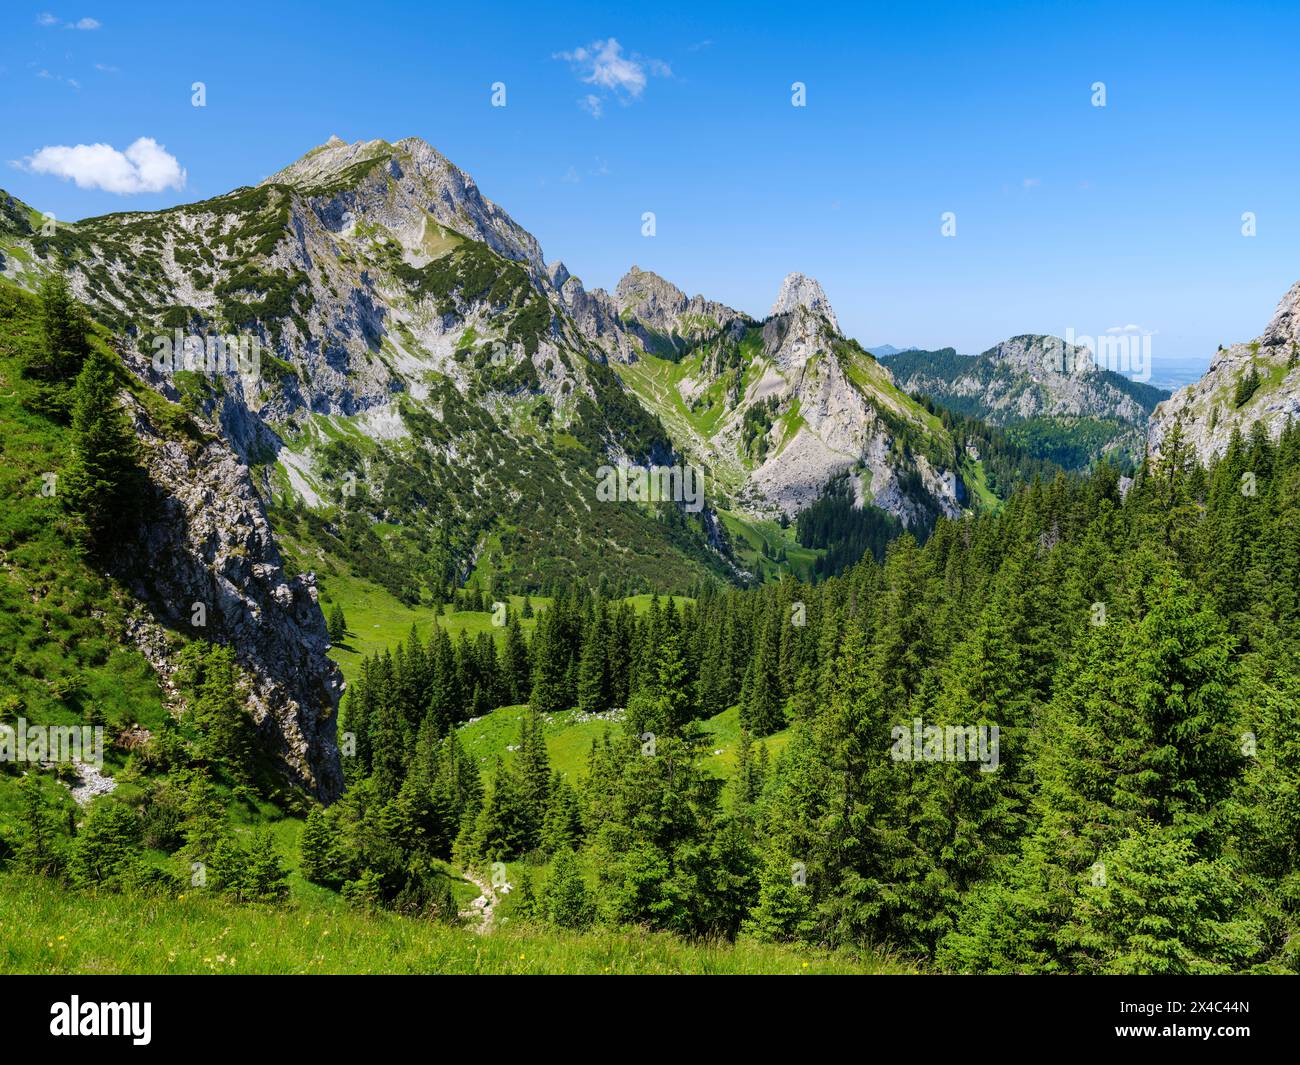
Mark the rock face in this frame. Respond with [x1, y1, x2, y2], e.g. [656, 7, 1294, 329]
[770, 272, 840, 334]
[1261, 280, 1300, 348]
[264, 135, 545, 274]
[619, 272, 964, 527]
[121, 353, 343, 801]
[611, 266, 743, 357]
[900, 335, 1151, 424]
[1149, 281, 1300, 464]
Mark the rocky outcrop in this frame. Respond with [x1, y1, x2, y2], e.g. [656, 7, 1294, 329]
[770, 272, 840, 333]
[612, 266, 742, 356]
[119, 361, 343, 801]
[1149, 281, 1300, 464]
[265, 135, 545, 274]
[634, 273, 964, 528]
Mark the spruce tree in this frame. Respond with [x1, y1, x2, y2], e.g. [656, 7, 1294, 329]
[62, 342, 140, 546]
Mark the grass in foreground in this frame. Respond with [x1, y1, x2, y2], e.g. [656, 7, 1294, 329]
[0, 874, 908, 975]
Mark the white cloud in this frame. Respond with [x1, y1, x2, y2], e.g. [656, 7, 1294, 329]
[18, 137, 186, 194]
[1105, 324, 1157, 336]
[1022, 177, 1041, 188]
[555, 38, 670, 116]
[38, 14, 102, 29]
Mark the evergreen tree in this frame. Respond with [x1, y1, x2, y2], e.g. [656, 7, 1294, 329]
[62, 342, 140, 546]
[544, 846, 593, 929]
[68, 801, 142, 889]
[31, 271, 89, 382]
[327, 603, 348, 642]
[299, 806, 343, 887]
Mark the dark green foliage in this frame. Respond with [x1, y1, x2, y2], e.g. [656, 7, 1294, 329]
[68, 801, 142, 888]
[796, 472, 903, 577]
[61, 342, 141, 547]
[1234, 365, 1263, 408]
[543, 847, 593, 928]
[327, 603, 348, 642]
[31, 272, 90, 383]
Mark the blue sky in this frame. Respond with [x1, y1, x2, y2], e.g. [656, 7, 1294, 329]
[3, 0, 1298, 384]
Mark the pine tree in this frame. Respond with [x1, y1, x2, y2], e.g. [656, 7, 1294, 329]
[300, 806, 342, 887]
[515, 710, 552, 849]
[68, 801, 142, 888]
[502, 613, 531, 705]
[745, 848, 818, 942]
[13, 779, 67, 878]
[190, 645, 255, 785]
[541, 774, 583, 854]
[327, 603, 348, 642]
[740, 606, 784, 736]
[31, 270, 89, 381]
[474, 758, 529, 861]
[242, 830, 290, 901]
[544, 846, 593, 929]
[62, 342, 140, 546]
[576, 608, 609, 715]
[529, 607, 570, 714]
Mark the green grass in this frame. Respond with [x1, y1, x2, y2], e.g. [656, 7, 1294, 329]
[457, 702, 793, 786]
[959, 455, 1000, 512]
[718, 511, 821, 582]
[0, 873, 904, 974]
[0, 283, 175, 829]
[697, 705, 793, 774]
[459, 705, 618, 782]
[281, 546, 547, 686]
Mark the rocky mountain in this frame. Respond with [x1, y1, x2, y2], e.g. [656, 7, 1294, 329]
[0, 135, 1109, 794]
[1148, 280, 1300, 463]
[615, 271, 967, 526]
[770, 272, 840, 333]
[118, 350, 343, 800]
[611, 266, 743, 357]
[1, 137, 739, 600]
[883, 336, 1169, 466]
[2, 136, 981, 543]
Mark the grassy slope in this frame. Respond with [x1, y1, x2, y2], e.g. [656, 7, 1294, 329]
[0, 874, 903, 974]
[0, 285, 177, 834]
[458, 702, 793, 785]
[719, 511, 822, 582]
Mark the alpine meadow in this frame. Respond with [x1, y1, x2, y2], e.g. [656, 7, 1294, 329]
[1, 1, 1299, 1031]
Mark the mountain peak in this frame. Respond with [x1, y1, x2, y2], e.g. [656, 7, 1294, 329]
[262, 135, 398, 187]
[770, 272, 839, 333]
[1260, 279, 1300, 347]
[257, 134, 544, 273]
[615, 266, 688, 310]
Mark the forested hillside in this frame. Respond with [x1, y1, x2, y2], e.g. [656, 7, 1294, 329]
[12, 270, 1295, 972]
[4, 144, 1299, 978]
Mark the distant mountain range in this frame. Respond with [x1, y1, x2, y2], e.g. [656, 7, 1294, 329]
[879, 341, 1169, 468]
